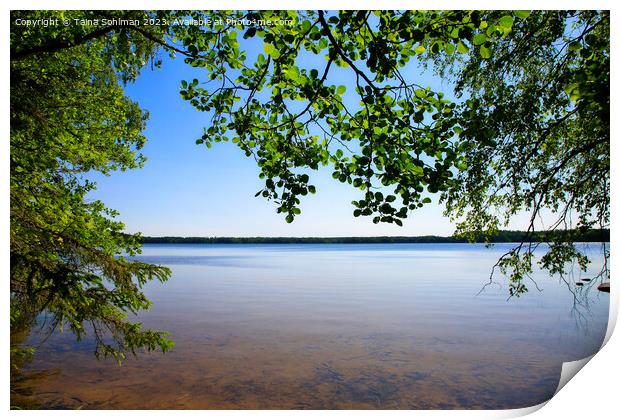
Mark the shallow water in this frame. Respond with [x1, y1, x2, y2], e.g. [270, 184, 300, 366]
[18, 243, 609, 409]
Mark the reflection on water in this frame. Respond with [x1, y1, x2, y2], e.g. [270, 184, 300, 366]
[19, 243, 609, 409]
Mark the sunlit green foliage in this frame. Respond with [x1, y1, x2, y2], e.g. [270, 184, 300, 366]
[430, 11, 609, 294]
[170, 10, 609, 295]
[173, 10, 509, 226]
[10, 10, 173, 362]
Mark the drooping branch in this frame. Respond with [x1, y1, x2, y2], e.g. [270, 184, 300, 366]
[317, 10, 379, 91]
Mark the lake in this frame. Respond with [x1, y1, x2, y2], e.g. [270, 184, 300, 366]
[17, 243, 610, 409]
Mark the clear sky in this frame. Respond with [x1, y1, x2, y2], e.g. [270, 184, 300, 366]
[86, 28, 531, 238]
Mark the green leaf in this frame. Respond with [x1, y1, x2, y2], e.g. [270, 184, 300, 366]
[564, 83, 581, 101]
[472, 33, 487, 45]
[337, 85, 346, 95]
[444, 43, 456, 55]
[411, 166, 424, 176]
[414, 45, 426, 54]
[457, 42, 470, 54]
[499, 15, 514, 29]
[264, 43, 280, 59]
[480, 45, 492, 59]
[243, 27, 256, 39]
[514, 10, 531, 19]
[285, 66, 300, 81]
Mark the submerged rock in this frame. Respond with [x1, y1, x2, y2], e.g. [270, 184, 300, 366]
[598, 282, 610, 293]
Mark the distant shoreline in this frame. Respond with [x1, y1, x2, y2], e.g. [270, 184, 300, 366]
[139, 229, 609, 244]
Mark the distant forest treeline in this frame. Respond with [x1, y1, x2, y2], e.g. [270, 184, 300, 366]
[140, 229, 610, 244]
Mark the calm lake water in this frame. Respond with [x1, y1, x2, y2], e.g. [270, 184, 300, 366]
[18, 243, 609, 409]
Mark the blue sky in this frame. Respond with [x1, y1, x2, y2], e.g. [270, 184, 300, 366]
[86, 26, 519, 237]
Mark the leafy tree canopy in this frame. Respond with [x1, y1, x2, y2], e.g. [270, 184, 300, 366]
[168, 10, 609, 295]
[10, 10, 173, 361]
